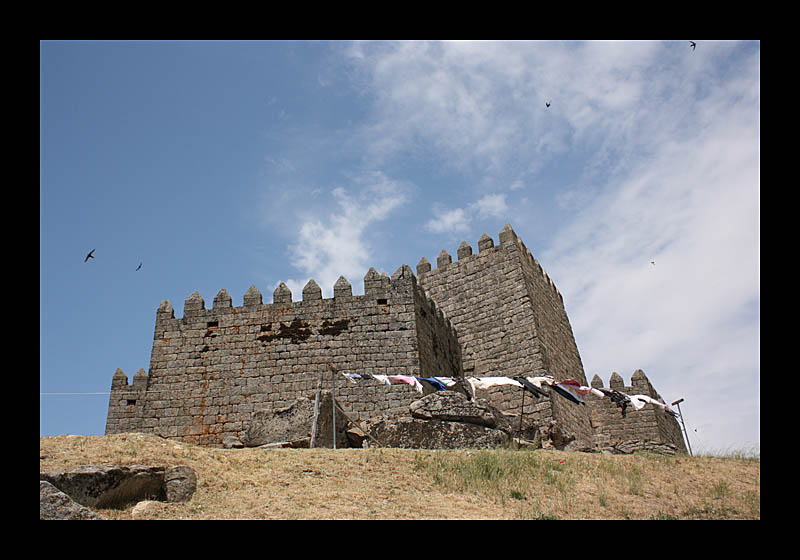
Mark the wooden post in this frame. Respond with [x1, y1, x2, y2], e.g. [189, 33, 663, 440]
[328, 363, 337, 449]
[309, 371, 324, 448]
[333, 400, 385, 448]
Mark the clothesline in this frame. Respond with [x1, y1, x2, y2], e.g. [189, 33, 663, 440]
[40, 374, 679, 420]
[339, 372, 680, 418]
[40, 392, 111, 395]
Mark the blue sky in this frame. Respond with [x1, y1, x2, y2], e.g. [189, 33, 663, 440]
[40, 40, 760, 455]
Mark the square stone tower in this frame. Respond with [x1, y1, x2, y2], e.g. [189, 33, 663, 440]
[415, 224, 594, 449]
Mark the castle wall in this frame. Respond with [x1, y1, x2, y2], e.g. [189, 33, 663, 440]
[416, 225, 594, 449]
[105, 269, 462, 447]
[106, 222, 682, 452]
[587, 370, 687, 452]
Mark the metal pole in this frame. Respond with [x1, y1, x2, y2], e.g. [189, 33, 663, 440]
[517, 386, 525, 448]
[671, 398, 693, 456]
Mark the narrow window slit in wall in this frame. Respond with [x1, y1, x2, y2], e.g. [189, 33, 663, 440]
[377, 299, 388, 305]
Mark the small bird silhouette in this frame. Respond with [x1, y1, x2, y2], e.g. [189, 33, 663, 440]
[689, 41, 696, 51]
[546, 101, 551, 108]
[650, 261, 655, 266]
[84, 249, 95, 262]
[136, 262, 142, 271]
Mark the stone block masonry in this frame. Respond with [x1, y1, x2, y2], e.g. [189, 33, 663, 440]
[416, 224, 595, 449]
[587, 370, 687, 452]
[106, 222, 681, 452]
[105, 267, 462, 447]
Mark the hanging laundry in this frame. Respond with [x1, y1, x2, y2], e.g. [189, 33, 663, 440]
[372, 374, 392, 386]
[433, 377, 459, 388]
[627, 394, 649, 411]
[388, 375, 424, 393]
[417, 377, 448, 391]
[526, 375, 556, 388]
[628, 394, 680, 418]
[598, 388, 631, 417]
[514, 377, 548, 398]
[445, 377, 475, 399]
[558, 378, 605, 398]
[655, 400, 680, 418]
[550, 382, 585, 405]
[341, 372, 362, 383]
[466, 377, 524, 394]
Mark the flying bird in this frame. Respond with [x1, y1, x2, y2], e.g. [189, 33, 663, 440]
[84, 249, 95, 262]
[546, 101, 551, 108]
[136, 262, 142, 271]
[650, 261, 655, 266]
[689, 41, 696, 51]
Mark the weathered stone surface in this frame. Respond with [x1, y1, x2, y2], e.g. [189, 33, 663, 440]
[40, 465, 166, 508]
[364, 417, 510, 449]
[409, 391, 511, 432]
[130, 500, 163, 519]
[40, 464, 197, 509]
[164, 465, 196, 503]
[345, 426, 368, 448]
[40, 480, 105, 520]
[222, 436, 244, 449]
[242, 391, 349, 448]
[243, 398, 313, 447]
[105, 224, 686, 454]
[107, 268, 461, 447]
[586, 372, 688, 453]
[603, 439, 679, 456]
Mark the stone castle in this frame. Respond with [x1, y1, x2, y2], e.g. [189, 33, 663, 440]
[105, 224, 686, 453]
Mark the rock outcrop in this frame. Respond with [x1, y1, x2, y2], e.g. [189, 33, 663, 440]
[241, 390, 349, 448]
[362, 391, 513, 449]
[40, 464, 197, 510]
[363, 416, 510, 449]
[40, 480, 106, 520]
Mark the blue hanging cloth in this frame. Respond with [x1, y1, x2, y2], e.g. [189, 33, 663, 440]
[416, 377, 448, 391]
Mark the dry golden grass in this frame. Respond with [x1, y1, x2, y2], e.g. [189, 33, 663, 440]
[40, 433, 759, 520]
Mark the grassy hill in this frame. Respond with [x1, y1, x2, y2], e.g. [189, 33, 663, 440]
[40, 433, 759, 520]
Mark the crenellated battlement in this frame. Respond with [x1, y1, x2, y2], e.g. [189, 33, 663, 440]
[108, 260, 463, 446]
[589, 369, 659, 396]
[107, 221, 678, 452]
[586, 369, 686, 452]
[415, 224, 563, 303]
[414, 223, 593, 448]
[155, 264, 422, 328]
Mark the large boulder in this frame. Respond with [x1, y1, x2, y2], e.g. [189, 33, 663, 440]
[242, 390, 349, 448]
[40, 465, 166, 508]
[39, 464, 196, 509]
[40, 480, 105, 520]
[364, 416, 510, 449]
[164, 465, 197, 502]
[409, 391, 512, 432]
[605, 439, 679, 456]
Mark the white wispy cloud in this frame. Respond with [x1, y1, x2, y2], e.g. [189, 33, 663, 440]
[342, 40, 760, 452]
[425, 193, 509, 235]
[264, 40, 759, 453]
[283, 171, 411, 298]
[541, 50, 760, 453]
